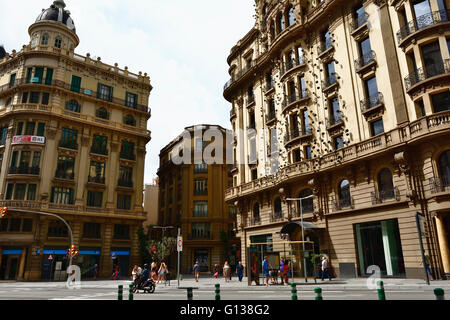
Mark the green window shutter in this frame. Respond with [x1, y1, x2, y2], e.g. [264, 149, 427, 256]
[16, 122, 23, 135]
[45, 68, 53, 85]
[109, 86, 113, 102]
[26, 68, 33, 83]
[41, 93, 50, 105]
[34, 67, 44, 84]
[97, 83, 101, 99]
[71, 75, 81, 92]
[69, 189, 74, 205]
[9, 74, 16, 88]
[37, 123, 45, 136]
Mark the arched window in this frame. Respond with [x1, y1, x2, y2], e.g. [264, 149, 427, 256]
[270, 22, 276, 39]
[287, 6, 295, 27]
[54, 36, 62, 49]
[439, 150, 450, 185]
[378, 168, 395, 200]
[124, 114, 136, 127]
[253, 203, 260, 222]
[299, 189, 314, 213]
[274, 197, 282, 219]
[66, 99, 80, 113]
[41, 33, 49, 45]
[96, 107, 109, 120]
[277, 12, 285, 33]
[31, 33, 39, 47]
[338, 179, 351, 208]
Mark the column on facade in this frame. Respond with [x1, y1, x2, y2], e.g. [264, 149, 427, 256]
[130, 224, 141, 270]
[106, 137, 119, 211]
[100, 223, 113, 278]
[435, 215, 450, 275]
[75, 132, 91, 207]
[438, 36, 450, 60]
[134, 145, 146, 210]
[39, 123, 58, 206]
[17, 247, 27, 280]
[0, 120, 14, 197]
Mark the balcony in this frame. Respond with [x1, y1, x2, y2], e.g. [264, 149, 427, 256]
[247, 95, 255, 106]
[318, 38, 334, 59]
[281, 90, 309, 112]
[430, 176, 450, 194]
[332, 197, 354, 211]
[0, 200, 41, 211]
[371, 187, 401, 204]
[360, 92, 384, 117]
[59, 140, 78, 150]
[120, 152, 135, 161]
[88, 176, 105, 185]
[230, 108, 236, 119]
[8, 166, 40, 175]
[264, 81, 275, 93]
[223, 62, 254, 92]
[355, 50, 376, 74]
[194, 189, 208, 196]
[326, 113, 344, 129]
[54, 172, 75, 180]
[280, 58, 306, 79]
[284, 127, 313, 146]
[322, 73, 338, 93]
[270, 211, 284, 223]
[90, 147, 108, 156]
[350, 13, 369, 35]
[266, 110, 276, 124]
[188, 233, 211, 240]
[397, 10, 450, 46]
[247, 216, 261, 227]
[118, 179, 133, 188]
[404, 59, 450, 91]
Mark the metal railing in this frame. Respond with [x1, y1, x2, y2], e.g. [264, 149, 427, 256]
[88, 176, 105, 184]
[361, 92, 384, 113]
[247, 95, 255, 105]
[318, 38, 333, 55]
[118, 179, 133, 188]
[59, 140, 78, 150]
[90, 147, 108, 156]
[270, 211, 284, 222]
[188, 233, 211, 240]
[350, 12, 369, 32]
[397, 10, 450, 44]
[405, 59, 450, 90]
[119, 152, 135, 161]
[55, 172, 75, 180]
[248, 216, 261, 226]
[284, 127, 312, 144]
[371, 187, 400, 204]
[266, 110, 276, 122]
[281, 58, 306, 76]
[194, 189, 208, 196]
[322, 73, 337, 89]
[224, 61, 254, 91]
[265, 81, 274, 91]
[282, 90, 308, 110]
[332, 196, 354, 211]
[355, 50, 376, 70]
[327, 112, 343, 127]
[430, 176, 450, 194]
[8, 166, 40, 175]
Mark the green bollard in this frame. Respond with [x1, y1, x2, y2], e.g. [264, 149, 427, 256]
[215, 284, 221, 301]
[129, 284, 134, 301]
[187, 287, 193, 300]
[315, 287, 323, 301]
[377, 281, 386, 301]
[118, 285, 123, 301]
[434, 288, 445, 300]
[290, 283, 298, 301]
[180, 274, 183, 281]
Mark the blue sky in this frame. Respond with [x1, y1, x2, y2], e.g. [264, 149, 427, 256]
[0, 0, 255, 184]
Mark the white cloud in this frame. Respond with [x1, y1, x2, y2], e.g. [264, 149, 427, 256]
[0, 0, 255, 184]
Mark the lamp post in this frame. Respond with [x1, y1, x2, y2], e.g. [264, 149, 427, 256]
[286, 195, 314, 283]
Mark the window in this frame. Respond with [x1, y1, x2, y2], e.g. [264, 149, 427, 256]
[194, 180, 208, 195]
[87, 190, 103, 207]
[287, 6, 295, 27]
[365, 77, 379, 107]
[299, 189, 314, 213]
[51, 187, 75, 204]
[41, 93, 50, 105]
[329, 97, 341, 125]
[194, 163, 208, 173]
[191, 223, 210, 239]
[431, 91, 450, 113]
[29, 92, 40, 104]
[114, 225, 130, 240]
[91, 135, 108, 155]
[34, 67, 44, 84]
[277, 12, 285, 33]
[421, 41, 444, 78]
[13, 184, 26, 200]
[96, 107, 109, 120]
[334, 135, 344, 150]
[251, 168, 258, 181]
[66, 99, 80, 113]
[438, 150, 450, 185]
[26, 68, 33, 83]
[83, 223, 101, 239]
[326, 61, 336, 86]
[9, 73, 16, 88]
[41, 33, 49, 45]
[305, 145, 312, 159]
[194, 201, 208, 217]
[89, 161, 106, 184]
[55, 156, 75, 180]
[22, 92, 28, 104]
[274, 197, 282, 218]
[117, 194, 132, 210]
[22, 219, 33, 232]
[27, 184, 37, 201]
[97, 83, 113, 102]
[253, 203, 260, 221]
[378, 168, 395, 200]
[322, 29, 332, 51]
[70, 75, 81, 93]
[120, 141, 135, 160]
[9, 219, 22, 232]
[293, 149, 301, 163]
[354, 4, 367, 28]
[125, 92, 138, 108]
[45, 68, 53, 85]
[338, 180, 351, 208]
[118, 166, 133, 187]
[370, 119, 385, 136]
[358, 37, 373, 66]
[54, 36, 62, 48]
[123, 115, 136, 127]
[48, 220, 68, 238]
[60, 128, 78, 149]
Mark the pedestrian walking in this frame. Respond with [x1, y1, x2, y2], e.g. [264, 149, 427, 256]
[112, 265, 120, 280]
[157, 262, 168, 284]
[213, 264, 219, 279]
[194, 261, 200, 282]
[223, 261, 231, 283]
[151, 262, 158, 281]
[321, 256, 332, 281]
[132, 265, 139, 282]
[251, 259, 260, 286]
[283, 260, 291, 285]
[93, 264, 98, 281]
[236, 261, 244, 282]
[262, 257, 270, 287]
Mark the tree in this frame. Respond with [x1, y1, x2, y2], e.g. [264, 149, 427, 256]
[148, 237, 177, 264]
[137, 227, 151, 264]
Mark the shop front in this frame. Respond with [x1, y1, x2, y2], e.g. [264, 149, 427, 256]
[39, 247, 69, 281]
[0, 248, 23, 280]
[111, 248, 130, 279]
[77, 247, 101, 279]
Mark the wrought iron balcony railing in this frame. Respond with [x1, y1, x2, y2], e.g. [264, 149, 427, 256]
[59, 140, 78, 150]
[430, 176, 450, 194]
[223, 61, 254, 91]
[270, 211, 284, 222]
[118, 179, 133, 188]
[266, 110, 276, 122]
[327, 112, 343, 128]
[360, 92, 384, 113]
[120, 152, 135, 161]
[350, 12, 369, 32]
[318, 38, 333, 56]
[248, 216, 261, 226]
[90, 147, 108, 156]
[284, 127, 312, 144]
[404, 59, 450, 90]
[355, 50, 376, 70]
[322, 73, 337, 89]
[55, 172, 75, 180]
[397, 10, 450, 44]
[332, 196, 354, 211]
[371, 187, 400, 204]
[281, 58, 306, 76]
[88, 176, 105, 184]
[8, 166, 40, 175]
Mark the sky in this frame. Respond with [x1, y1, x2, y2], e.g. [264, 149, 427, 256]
[0, 0, 256, 184]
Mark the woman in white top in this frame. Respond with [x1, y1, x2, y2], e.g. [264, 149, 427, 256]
[132, 265, 139, 281]
[157, 262, 168, 284]
[223, 261, 231, 283]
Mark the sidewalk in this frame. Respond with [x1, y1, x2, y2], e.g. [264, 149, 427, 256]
[172, 275, 450, 291]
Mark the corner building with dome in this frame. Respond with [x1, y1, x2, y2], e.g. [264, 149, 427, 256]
[0, 0, 152, 280]
[225, 0, 450, 280]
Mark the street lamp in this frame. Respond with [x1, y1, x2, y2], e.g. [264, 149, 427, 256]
[153, 225, 175, 241]
[286, 195, 314, 283]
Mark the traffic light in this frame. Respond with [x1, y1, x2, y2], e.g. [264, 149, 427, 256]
[67, 245, 79, 258]
[0, 207, 8, 218]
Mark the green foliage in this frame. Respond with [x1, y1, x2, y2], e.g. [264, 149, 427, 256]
[137, 227, 151, 264]
[311, 254, 323, 269]
[148, 237, 177, 264]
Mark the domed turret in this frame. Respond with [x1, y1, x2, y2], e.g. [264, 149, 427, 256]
[35, 0, 76, 32]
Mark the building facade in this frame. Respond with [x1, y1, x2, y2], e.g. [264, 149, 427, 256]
[0, 0, 152, 280]
[143, 183, 159, 228]
[157, 125, 240, 274]
[224, 0, 450, 279]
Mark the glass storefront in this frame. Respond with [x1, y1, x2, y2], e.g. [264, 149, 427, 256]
[355, 219, 405, 277]
[194, 249, 209, 272]
[111, 248, 130, 279]
[77, 247, 101, 279]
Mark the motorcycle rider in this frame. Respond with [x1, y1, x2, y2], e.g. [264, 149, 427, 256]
[135, 264, 150, 293]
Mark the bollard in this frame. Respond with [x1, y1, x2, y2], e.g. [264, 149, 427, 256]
[315, 287, 323, 301]
[434, 288, 445, 300]
[377, 281, 386, 301]
[215, 284, 221, 301]
[118, 285, 123, 301]
[290, 283, 298, 301]
[180, 274, 183, 281]
[129, 284, 134, 301]
[187, 287, 193, 300]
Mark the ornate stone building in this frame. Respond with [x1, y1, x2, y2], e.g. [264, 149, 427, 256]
[0, 0, 152, 280]
[157, 125, 240, 273]
[224, 0, 450, 279]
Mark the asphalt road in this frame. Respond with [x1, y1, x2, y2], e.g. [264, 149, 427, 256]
[0, 281, 440, 300]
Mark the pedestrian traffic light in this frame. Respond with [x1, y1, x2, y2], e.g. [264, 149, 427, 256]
[0, 207, 8, 218]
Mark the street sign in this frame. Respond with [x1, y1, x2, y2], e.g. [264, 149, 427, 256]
[111, 252, 117, 259]
[48, 254, 54, 261]
[177, 236, 183, 252]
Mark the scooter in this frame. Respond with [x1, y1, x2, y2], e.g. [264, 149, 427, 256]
[132, 277, 156, 294]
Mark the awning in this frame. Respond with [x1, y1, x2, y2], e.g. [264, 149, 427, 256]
[280, 221, 324, 234]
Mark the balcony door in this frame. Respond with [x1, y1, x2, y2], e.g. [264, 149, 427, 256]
[413, 0, 432, 29]
[421, 41, 444, 78]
